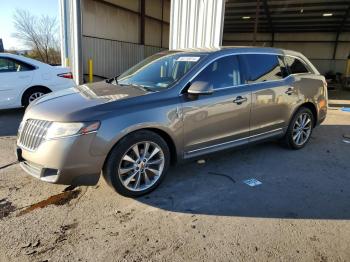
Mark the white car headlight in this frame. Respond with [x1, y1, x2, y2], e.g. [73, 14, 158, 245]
[45, 121, 100, 140]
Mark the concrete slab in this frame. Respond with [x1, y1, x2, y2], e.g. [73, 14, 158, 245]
[0, 108, 349, 261]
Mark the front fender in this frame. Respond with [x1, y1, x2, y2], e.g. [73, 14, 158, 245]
[89, 105, 183, 162]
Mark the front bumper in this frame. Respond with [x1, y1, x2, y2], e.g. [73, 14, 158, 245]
[16, 133, 105, 185]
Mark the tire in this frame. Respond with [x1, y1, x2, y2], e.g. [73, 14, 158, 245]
[22, 87, 51, 107]
[283, 107, 314, 150]
[102, 130, 171, 197]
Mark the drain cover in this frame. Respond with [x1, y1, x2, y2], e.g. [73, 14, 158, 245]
[243, 178, 262, 187]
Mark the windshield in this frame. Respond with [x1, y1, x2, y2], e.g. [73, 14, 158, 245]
[115, 51, 206, 91]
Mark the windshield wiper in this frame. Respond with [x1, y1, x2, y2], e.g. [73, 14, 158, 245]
[106, 75, 120, 84]
[107, 79, 154, 92]
[129, 84, 154, 92]
[106, 77, 115, 84]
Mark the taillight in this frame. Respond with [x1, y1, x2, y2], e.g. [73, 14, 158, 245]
[322, 78, 328, 107]
[323, 79, 328, 89]
[58, 72, 73, 79]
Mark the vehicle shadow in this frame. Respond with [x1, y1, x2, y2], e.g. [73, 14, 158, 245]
[0, 109, 24, 137]
[137, 123, 350, 220]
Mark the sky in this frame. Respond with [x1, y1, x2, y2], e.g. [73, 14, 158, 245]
[0, 0, 59, 50]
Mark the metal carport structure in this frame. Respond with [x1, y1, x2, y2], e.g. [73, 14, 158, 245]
[60, 0, 350, 84]
[222, 0, 350, 75]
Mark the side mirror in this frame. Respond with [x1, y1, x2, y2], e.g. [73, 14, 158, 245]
[187, 81, 214, 95]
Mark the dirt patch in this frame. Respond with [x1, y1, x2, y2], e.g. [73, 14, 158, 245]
[54, 222, 79, 244]
[113, 209, 136, 224]
[17, 189, 81, 217]
[0, 198, 16, 219]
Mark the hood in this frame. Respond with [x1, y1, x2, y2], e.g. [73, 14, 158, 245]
[25, 81, 149, 121]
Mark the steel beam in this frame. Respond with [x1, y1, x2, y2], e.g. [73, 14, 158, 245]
[253, 0, 260, 45]
[72, 0, 83, 85]
[333, 5, 350, 59]
[223, 39, 350, 44]
[262, 0, 274, 46]
[226, 1, 350, 9]
[140, 0, 145, 45]
[160, 0, 164, 47]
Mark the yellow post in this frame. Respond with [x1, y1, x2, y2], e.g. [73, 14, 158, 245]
[65, 57, 69, 67]
[89, 59, 93, 83]
[346, 54, 350, 77]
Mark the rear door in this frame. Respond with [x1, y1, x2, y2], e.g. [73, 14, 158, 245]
[0, 57, 35, 108]
[181, 55, 252, 157]
[240, 54, 297, 138]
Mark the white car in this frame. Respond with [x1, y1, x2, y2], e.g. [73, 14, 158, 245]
[0, 53, 75, 109]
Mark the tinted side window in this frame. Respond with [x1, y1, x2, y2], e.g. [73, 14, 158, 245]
[284, 56, 309, 74]
[193, 55, 242, 89]
[241, 54, 283, 83]
[0, 58, 35, 73]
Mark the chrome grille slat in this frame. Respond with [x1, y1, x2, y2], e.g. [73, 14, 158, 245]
[35, 121, 44, 148]
[36, 121, 49, 148]
[19, 123, 26, 144]
[22, 121, 31, 146]
[27, 120, 36, 148]
[29, 120, 38, 147]
[31, 120, 40, 149]
[18, 119, 51, 151]
[32, 120, 44, 149]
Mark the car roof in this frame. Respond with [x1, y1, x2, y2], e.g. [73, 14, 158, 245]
[169, 46, 303, 57]
[165, 46, 318, 74]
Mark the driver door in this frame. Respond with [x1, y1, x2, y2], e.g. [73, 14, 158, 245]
[181, 55, 252, 158]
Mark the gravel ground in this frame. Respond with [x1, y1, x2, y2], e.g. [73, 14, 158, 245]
[0, 107, 349, 262]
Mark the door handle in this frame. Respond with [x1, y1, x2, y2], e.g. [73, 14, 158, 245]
[19, 75, 30, 79]
[285, 88, 294, 95]
[233, 96, 247, 105]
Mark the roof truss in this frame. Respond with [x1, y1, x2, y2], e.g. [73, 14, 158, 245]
[224, 0, 350, 33]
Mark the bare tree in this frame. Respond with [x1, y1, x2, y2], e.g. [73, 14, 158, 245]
[12, 9, 60, 64]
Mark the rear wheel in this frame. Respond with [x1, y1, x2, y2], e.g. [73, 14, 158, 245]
[103, 130, 170, 197]
[22, 87, 51, 107]
[283, 107, 314, 149]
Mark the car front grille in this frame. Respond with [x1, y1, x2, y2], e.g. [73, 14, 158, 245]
[18, 119, 51, 151]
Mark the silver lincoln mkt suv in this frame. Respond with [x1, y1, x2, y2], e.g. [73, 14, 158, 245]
[16, 47, 328, 197]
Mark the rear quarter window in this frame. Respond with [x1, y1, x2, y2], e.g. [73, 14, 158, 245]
[0, 57, 35, 73]
[284, 56, 310, 74]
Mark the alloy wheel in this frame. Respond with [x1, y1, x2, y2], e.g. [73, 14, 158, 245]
[118, 141, 165, 192]
[28, 92, 45, 103]
[292, 113, 312, 146]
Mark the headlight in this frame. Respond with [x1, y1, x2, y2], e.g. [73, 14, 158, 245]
[45, 121, 100, 140]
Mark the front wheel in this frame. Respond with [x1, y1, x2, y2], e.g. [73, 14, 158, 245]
[283, 107, 314, 149]
[103, 130, 170, 197]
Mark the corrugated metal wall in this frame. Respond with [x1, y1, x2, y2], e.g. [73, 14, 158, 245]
[169, 0, 225, 49]
[82, 36, 164, 79]
[80, 0, 169, 81]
